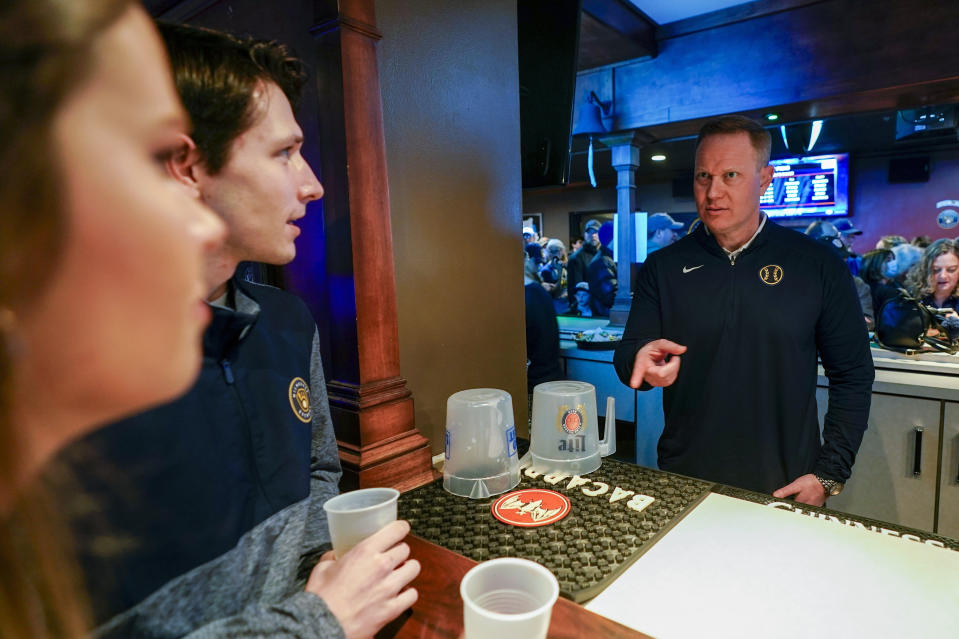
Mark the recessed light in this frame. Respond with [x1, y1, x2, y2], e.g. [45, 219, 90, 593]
[651, 154, 666, 161]
[764, 112, 780, 122]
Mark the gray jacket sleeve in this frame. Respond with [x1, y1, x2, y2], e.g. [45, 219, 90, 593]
[94, 499, 345, 639]
[181, 591, 345, 639]
[304, 329, 342, 555]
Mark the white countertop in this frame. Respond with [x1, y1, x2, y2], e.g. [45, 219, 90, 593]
[586, 493, 959, 639]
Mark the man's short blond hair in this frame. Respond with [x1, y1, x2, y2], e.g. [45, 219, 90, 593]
[696, 115, 772, 168]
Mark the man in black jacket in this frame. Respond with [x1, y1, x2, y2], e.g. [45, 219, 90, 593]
[614, 116, 874, 505]
[566, 218, 602, 309]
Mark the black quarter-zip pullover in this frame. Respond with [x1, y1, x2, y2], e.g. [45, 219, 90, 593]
[614, 220, 874, 493]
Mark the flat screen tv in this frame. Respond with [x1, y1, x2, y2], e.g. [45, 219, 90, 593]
[518, 0, 581, 188]
[760, 153, 849, 218]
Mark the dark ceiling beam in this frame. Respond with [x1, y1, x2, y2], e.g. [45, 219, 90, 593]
[638, 75, 959, 143]
[577, 0, 959, 135]
[657, 0, 823, 40]
[579, 0, 657, 70]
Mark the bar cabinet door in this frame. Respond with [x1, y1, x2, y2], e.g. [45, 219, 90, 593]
[937, 402, 959, 540]
[817, 389, 941, 532]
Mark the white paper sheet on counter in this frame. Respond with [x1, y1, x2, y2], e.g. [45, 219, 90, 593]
[586, 493, 959, 639]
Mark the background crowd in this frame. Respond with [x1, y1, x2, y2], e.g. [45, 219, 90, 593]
[523, 213, 959, 389]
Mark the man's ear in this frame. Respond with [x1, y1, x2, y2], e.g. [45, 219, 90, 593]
[165, 133, 203, 198]
[759, 164, 775, 193]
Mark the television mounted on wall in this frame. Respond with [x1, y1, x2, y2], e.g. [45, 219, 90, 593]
[760, 153, 849, 218]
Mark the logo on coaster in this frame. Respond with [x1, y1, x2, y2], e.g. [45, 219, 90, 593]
[559, 405, 585, 435]
[759, 264, 783, 286]
[491, 489, 571, 527]
[288, 377, 312, 423]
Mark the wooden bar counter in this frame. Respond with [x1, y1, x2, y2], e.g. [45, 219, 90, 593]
[386, 536, 648, 638]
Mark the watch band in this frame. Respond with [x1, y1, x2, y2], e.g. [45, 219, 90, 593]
[815, 475, 844, 497]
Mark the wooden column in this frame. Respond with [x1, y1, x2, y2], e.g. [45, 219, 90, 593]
[599, 131, 651, 327]
[311, 0, 434, 491]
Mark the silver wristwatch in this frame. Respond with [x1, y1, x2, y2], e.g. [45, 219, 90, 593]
[815, 475, 844, 497]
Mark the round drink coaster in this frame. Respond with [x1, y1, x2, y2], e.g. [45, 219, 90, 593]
[492, 489, 571, 527]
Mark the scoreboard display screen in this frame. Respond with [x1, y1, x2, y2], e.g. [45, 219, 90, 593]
[760, 153, 849, 218]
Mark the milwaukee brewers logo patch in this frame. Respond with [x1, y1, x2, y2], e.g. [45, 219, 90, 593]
[491, 489, 571, 527]
[288, 377, 312, 423]
[759, 264, 784, 286]
[558, 405, 586, 435]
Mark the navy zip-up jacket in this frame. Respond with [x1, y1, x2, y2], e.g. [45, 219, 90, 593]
[614, 220, 874, 493]
[49, 276, 340, 623]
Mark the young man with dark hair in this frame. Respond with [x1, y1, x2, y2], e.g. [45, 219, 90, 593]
[615, 115, 874, 506]
[51, 21, 418, 639]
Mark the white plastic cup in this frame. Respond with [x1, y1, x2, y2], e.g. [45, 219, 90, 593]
[460, 558, 559, 639]
[322, 487, 400, 558]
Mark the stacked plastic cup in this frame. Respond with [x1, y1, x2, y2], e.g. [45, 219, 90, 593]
[443, 388, 521, 499]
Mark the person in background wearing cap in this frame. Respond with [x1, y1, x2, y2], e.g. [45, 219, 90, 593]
[615, 115, 873, 506]
[807, 219, 860, 276]
[540, 238, 569, 316]
[571, 281, 600, 317]
[834, 219, 862, 252]
[567, 219, 603, 311]
[586, 221, 618, 316]
[647, 213, 685, 254]
[522, 225, 538, 246]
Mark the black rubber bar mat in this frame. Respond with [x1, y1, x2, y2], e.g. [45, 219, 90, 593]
[715, 484, 959, 552]
[399, 458, 712, 602]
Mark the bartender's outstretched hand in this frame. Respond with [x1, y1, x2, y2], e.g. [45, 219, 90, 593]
[628, 339, 687, 388]
[306, 520, 420, 639]
[773, 473, 827, 507]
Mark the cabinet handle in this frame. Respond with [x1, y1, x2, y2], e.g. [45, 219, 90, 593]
[913, 427, 923, 477]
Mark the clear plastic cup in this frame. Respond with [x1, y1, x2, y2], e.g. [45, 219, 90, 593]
[443, 389, 521, 499]
[530, 380, 615, 476]
[322, 487, 399, 558]
[460, 558, 559, 639]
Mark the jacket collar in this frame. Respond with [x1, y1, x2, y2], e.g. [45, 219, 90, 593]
[203, 277, 260, 360]
[696, 213, 772, 260]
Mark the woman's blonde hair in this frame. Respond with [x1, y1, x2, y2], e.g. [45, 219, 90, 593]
[0, 0, 132, 636]
[905, 238, 959, 301]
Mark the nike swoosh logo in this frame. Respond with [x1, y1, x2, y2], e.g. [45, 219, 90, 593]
[683, 265, 704, 273]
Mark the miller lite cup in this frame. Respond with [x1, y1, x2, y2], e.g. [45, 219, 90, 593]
[529, 381, 615, 476]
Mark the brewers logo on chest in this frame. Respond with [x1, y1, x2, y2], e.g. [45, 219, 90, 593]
[759, 264, 783, 286]
[288, 377, 312, 423]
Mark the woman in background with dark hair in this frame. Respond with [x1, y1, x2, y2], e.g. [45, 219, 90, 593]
[859, 248, 901, 315]
[906, 239, 959, 313]
[0, 2, 224, 635]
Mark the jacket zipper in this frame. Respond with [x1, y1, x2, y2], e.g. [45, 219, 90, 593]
[221, 358, 235, 384]
[220, 355, 276, 511]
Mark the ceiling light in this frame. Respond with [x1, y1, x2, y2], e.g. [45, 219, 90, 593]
[651, 154, 666, 161]
[807, 120, 823, 151]
[765, 112, 780, 122]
